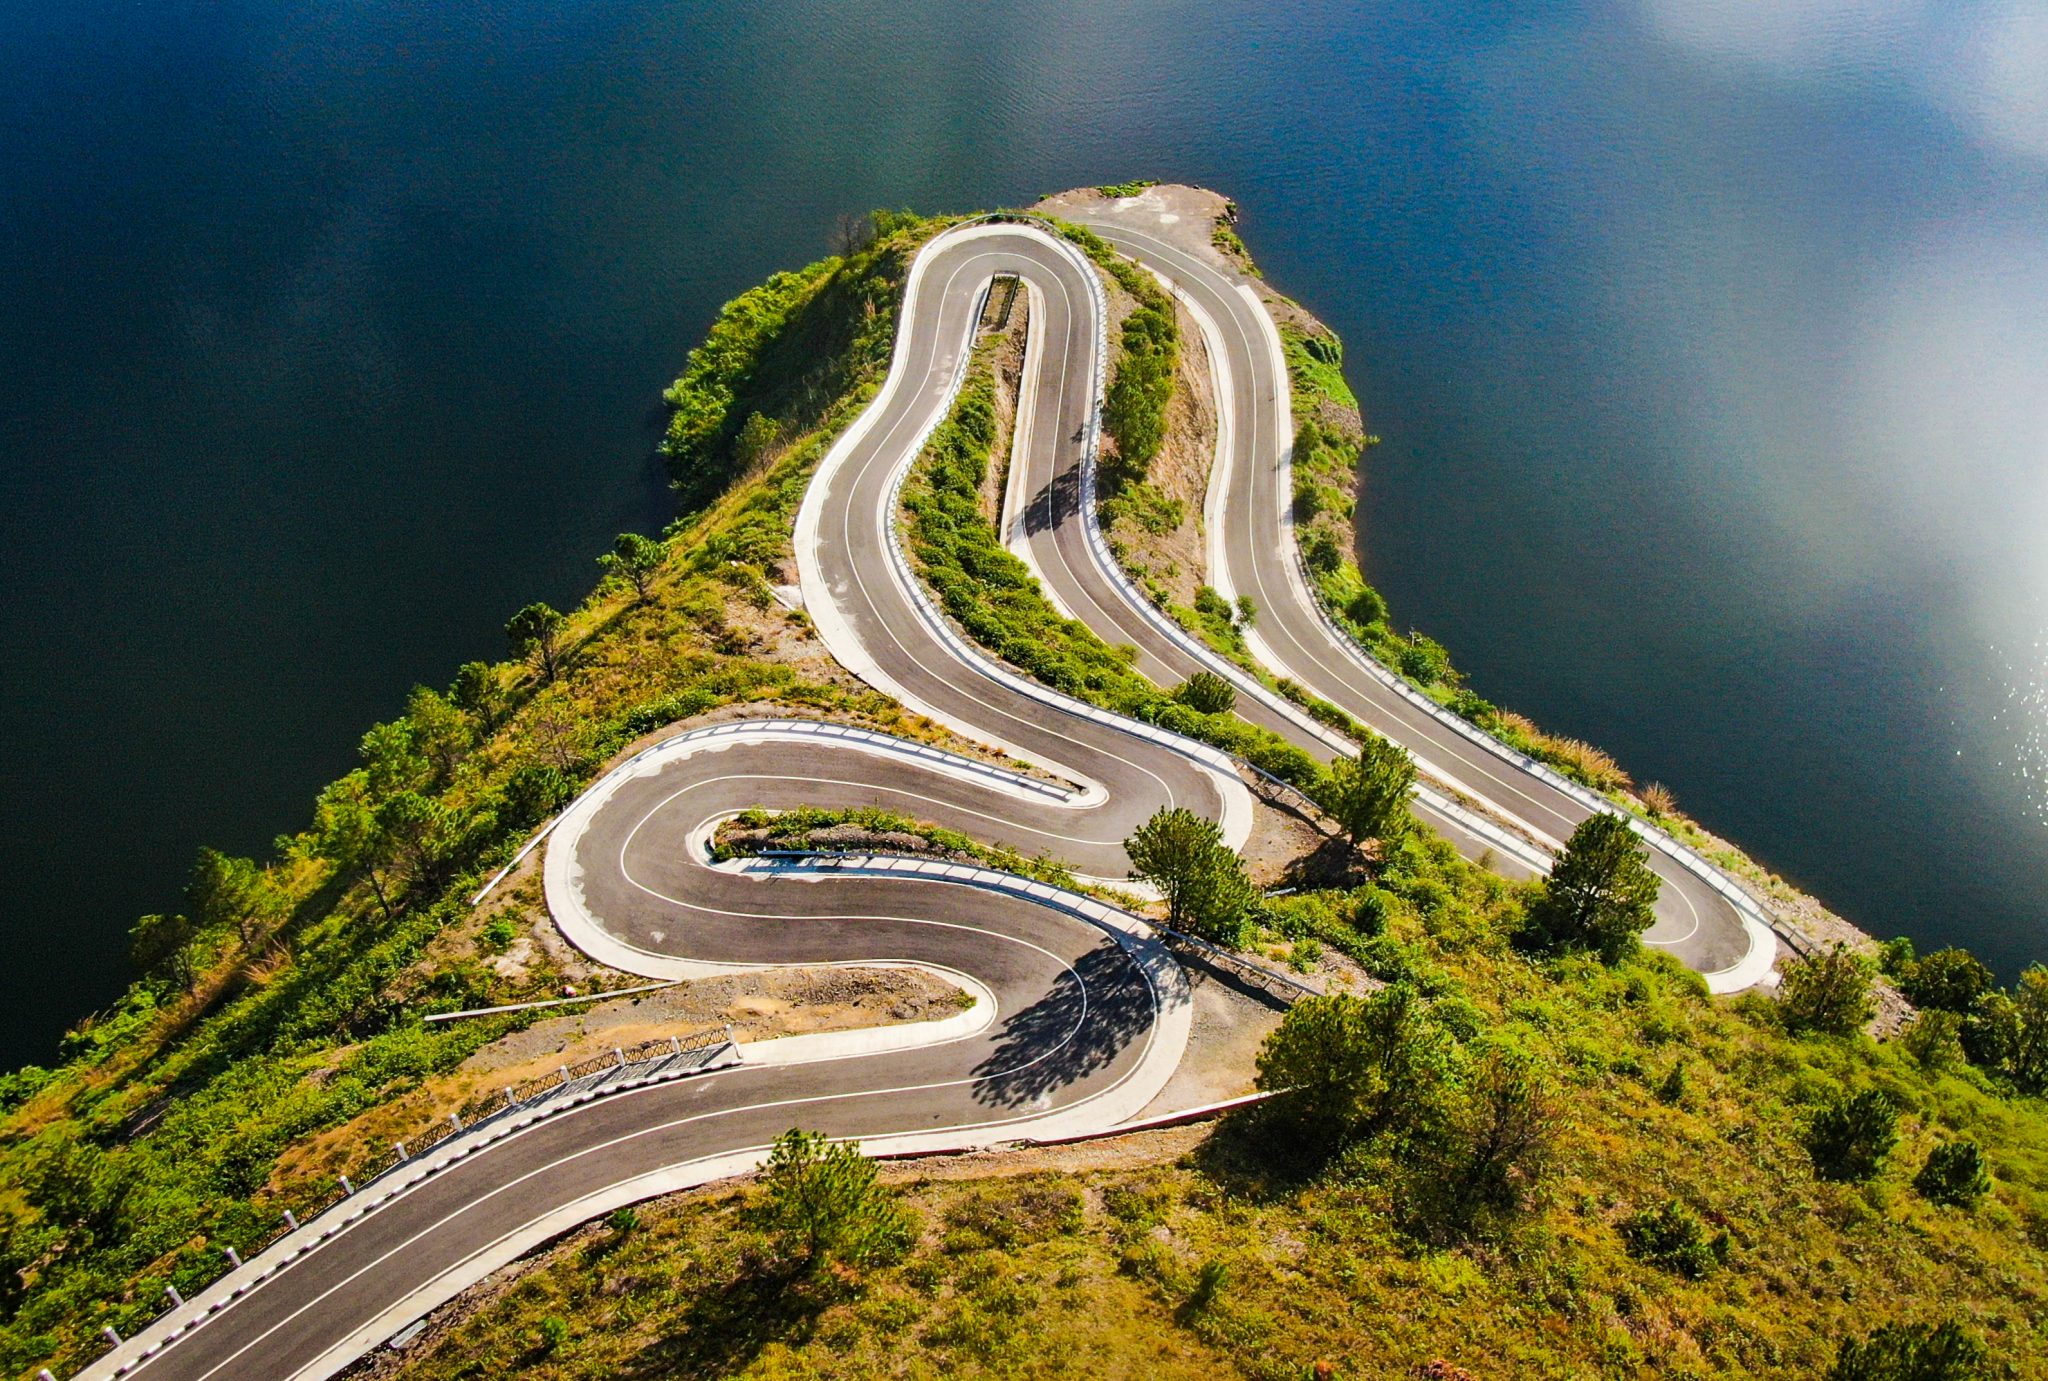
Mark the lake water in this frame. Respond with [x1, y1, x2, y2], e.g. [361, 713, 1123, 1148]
[3, 0, 2044, 1066]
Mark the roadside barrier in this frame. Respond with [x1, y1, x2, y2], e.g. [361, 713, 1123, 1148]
[1284, 541, 1800, 974]
[69, 1027, 739, 1379]
[471, 714, 1074, 908]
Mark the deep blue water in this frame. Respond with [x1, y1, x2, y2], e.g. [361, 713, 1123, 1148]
[3, 0, 2045, 1066]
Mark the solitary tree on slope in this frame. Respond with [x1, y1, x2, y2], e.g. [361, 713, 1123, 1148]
[1125, 806, 1258, 946]
[1519, 813, 1660, 964]
[506, 602, 566, 683]
[1317, 733, 1416, 849]
[1778, 943, 1876, 1036]
[599, 532, 667, 604]
[758, 1128, 913, 1275]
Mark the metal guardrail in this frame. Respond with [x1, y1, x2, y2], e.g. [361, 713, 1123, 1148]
[72, 1027, 738, 1379]
[1284, 541, 1806, 964]
[470, 715, 1075, 907]
[1070, 217, 1788, 978]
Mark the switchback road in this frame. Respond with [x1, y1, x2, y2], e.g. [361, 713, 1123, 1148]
[79, 214, 1773, 1381]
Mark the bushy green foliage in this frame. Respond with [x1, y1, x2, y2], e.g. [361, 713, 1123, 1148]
[1101, 283, 1178, 483]
[759, 1129, 914, 1273]
[1406, 1043, 1560, 1239]
[1254, 985, 1454, 1153]
[1900, 947, 1996, 1014]
[1397, 634, 1456, 687]
[1901, 1008, 1966, 1070]
[1805, 1086, 1900, 1182]
[598, 532, 667, 603]
[1620, 1199, 1726, 1278]
[1345, 583, 1388, 628]
[1779, 942, 1877, 1035]
[1914, 1139, 1991, 1208]
[1314, 733, 1416, 848]
[1520, 814, 1659, 964]
[1096, 180, 1158, 199]
[1124, 808, 1256, 946]
[1829, 1319, 1991, 1380]
[1963, 966, 2048, 1093]
[1172, 671, 1236, 717]
[713, 806, 1079, 893]
[505, 602, 565, 681]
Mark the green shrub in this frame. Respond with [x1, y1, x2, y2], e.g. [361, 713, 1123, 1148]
[1805, 1087, 1900, 1183]
[758, 1129, 914, 1273]
[1394, 634, 1453, 687]
[1619, 1199, 1725, 1278]
[1172, 671, 1236, 716]
[1346, 584, 1388, 628]
[1254, 985, 1454, 1154]
[1914, 1140, 1991, 1209]
[1901, 947, 1996, 1014]
[1828, 1318, 1990, 1380]
[1301, 528, 1342, 576]
[1900, 1009, 1965, 1071]
[1779, 943, 1876, 1036]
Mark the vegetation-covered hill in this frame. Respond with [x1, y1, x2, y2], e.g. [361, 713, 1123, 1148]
[5, 195, 2045, 1380]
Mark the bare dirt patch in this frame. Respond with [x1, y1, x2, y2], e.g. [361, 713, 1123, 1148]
[265, 967, 961, 1197]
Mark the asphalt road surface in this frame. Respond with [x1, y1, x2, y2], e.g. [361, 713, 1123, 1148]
[81, 217, 1769, 1381]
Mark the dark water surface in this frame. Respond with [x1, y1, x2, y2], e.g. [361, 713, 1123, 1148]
[3, 0, 2044, 1065]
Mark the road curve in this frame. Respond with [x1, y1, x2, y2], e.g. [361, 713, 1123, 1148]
[78, 214, 1771, 1381]
[1060, 198, 1776, 987]
[81, 221, 1251, 1381]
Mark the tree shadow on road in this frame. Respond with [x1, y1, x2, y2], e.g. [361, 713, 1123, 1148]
[1017, 464, 1084, 539]
[970, 942, 1156, 1110]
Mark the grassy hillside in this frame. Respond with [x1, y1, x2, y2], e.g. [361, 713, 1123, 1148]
[375, 831, 2048, 1379]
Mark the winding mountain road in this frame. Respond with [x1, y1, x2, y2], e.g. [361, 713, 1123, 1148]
[76, 215, 1774, 1381]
